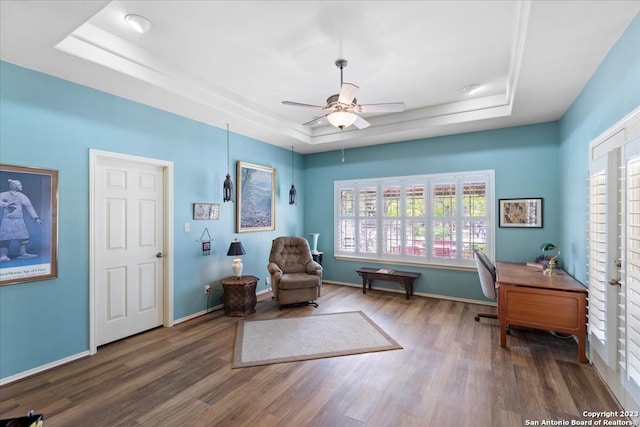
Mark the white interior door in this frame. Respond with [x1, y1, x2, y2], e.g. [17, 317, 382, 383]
[94, 156, 165, 347]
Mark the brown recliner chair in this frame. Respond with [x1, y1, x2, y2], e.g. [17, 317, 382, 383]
[267, 236, 322, 308]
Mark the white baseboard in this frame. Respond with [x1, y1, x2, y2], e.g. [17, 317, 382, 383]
[0, 350, 90, 386]
[174, 303, 224, 324]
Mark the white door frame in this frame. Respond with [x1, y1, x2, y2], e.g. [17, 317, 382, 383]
[89, 149, 174, 355]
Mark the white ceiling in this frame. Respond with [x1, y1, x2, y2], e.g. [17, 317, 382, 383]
[1, 1, 639, 154]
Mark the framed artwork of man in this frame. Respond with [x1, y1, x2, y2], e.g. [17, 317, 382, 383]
[0, 164, 58, 286]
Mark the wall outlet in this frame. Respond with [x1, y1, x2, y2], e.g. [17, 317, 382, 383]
[204, 284, 211, 294]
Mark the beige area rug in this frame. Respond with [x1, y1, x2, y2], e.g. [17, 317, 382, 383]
[232, 311, 402, 368]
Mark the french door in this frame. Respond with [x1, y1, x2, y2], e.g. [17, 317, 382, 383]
[588, 109, 640, 411]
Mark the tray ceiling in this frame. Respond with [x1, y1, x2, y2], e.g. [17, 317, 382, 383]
[1, 1, 639, 153]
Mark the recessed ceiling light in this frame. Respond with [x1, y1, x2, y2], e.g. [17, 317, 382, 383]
[124, 14, 153, 34]
[462, 84, 482, 95]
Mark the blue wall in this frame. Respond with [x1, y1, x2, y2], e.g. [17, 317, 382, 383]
[559, 12, 640, 281]
[1, 10, 638, 381]
[305, 123, 561, 300]
[0, 61, 304, 379]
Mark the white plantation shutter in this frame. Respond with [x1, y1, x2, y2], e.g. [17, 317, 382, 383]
[334, 170, 494, 266]
[623, 137, 640, 401]
[588, 153, 619, 367]
[336, 184, 356, 253]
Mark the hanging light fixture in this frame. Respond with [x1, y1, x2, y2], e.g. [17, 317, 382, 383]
[223, 123, 234, 202]
[289, 146, 297, 205]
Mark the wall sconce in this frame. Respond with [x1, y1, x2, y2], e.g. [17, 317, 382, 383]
[227, 239, 246, 278]
[289, 146, 297, 205]
[223, 123, 234, 202]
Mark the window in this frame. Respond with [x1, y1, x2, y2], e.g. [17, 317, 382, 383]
[335, 170, 494, 268]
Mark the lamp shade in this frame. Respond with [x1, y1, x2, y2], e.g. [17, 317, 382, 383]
[540, 242, 557, 252]
[327, 111, 357, 129]
[227, 240, 246, 256]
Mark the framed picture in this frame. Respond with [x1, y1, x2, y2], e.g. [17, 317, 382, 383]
[193, 203, 220, 220]
[237, 161, 275, 233]
[499, 198, 543, 228]
[0, 164, 59, 286]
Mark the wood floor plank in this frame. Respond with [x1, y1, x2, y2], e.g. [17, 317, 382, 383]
[0, 284, 627, 427]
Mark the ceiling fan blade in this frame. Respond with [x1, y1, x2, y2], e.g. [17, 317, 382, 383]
[358, 102, 406, 113]
[303, 115, 328, 127]
[353, 115, 370, 129]
[282, 101, 324, 109]
[338, 83, 359, 104]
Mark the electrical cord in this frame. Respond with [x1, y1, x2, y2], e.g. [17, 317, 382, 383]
[550, 331, 576, 341]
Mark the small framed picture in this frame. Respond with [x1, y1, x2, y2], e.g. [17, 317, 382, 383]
[499, 198, 543, 228]
[193, 203, 220, 220]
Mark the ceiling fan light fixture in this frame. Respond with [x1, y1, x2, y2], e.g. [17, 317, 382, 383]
[124, 14, 153, 34]
[282, 59, 403, 130]
[327, 111, 357, 129]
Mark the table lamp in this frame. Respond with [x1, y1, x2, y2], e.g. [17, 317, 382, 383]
[541, 242, 560, 275]
[227, 239, 246, 279]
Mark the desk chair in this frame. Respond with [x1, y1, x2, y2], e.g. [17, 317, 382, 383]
[473, 249, 498, 322]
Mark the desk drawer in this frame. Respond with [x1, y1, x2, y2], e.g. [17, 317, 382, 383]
[501, 286, 586, 332]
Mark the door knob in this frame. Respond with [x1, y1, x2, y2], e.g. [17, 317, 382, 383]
[608, 278, 620, 287]
[156, 252, 164, 258]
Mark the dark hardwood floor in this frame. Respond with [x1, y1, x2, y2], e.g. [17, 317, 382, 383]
[0, 284, 625, 426]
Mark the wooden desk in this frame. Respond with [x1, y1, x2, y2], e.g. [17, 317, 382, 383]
[356, 268, 421, 300]
[495, 262, 588, 363]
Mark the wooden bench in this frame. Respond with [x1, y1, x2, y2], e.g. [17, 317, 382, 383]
[356, 267, 422, 300]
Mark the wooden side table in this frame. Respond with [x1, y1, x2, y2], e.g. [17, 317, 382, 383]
[221, 275, 259, 317]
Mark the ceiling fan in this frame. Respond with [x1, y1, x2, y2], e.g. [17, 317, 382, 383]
[282, 59, 406, 130]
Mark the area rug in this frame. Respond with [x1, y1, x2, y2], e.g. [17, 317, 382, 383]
[232, 311, 402, 368]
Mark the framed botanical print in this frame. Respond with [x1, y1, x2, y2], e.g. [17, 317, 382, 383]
[236, 161, 275, 232]
[499, 198, 543, 228]
[0, 164, 59, 286]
